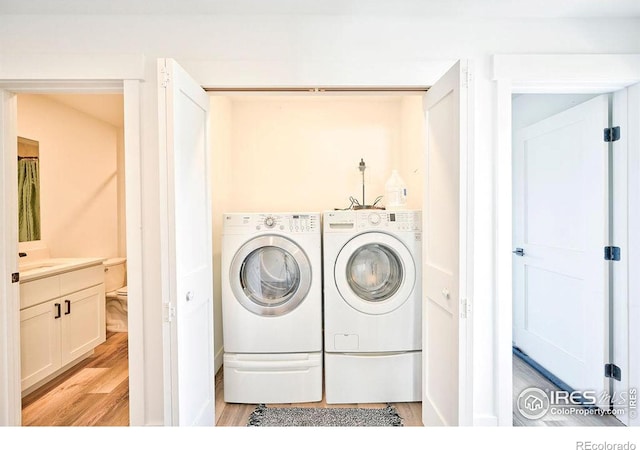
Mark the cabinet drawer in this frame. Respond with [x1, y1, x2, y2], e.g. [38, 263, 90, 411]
[20, 276, 61, 310]
[59, 265, 103, 295]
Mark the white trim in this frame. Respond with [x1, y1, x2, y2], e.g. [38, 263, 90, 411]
[627, 83, 640, 427]
[461, 59, 475, 427]
[0, 53, 145, 81]
[157, 58, 174, 425]
[0, 89, 20, 426]
[494, 79, 513, 426]
[493, 53, 640, 427]
[474, 414, 499, 426]
[493, 55, 640, 91]
[612, 88, 630, 426]
[179, 58, 457, 88]
[123, 80, 144, 426]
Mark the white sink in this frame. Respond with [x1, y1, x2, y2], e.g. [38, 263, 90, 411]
[19, 260, 65, 271]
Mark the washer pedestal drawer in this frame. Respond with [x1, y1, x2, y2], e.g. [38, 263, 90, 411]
[223, 352, 322, 404]
[325, 351, 421, 404]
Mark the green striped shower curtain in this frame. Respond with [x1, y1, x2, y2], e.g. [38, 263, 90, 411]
[18, 158, 41, 242]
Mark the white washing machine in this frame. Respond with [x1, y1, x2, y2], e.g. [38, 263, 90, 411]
[222, 212, 322, 404]
[323, 209, 422, 403]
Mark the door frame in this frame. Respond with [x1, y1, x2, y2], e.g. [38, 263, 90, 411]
[201, 59, 474, 425]
[493, 54, 640, 426]
[0, 55, 145, 426]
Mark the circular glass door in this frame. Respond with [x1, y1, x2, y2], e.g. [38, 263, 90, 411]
[347, 244, 403, 302]
[335, 232, 415, 315]
[230, 235, 311, 316]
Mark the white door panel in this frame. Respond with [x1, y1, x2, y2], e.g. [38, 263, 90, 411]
[422, 60, 470, 426]
[513, 94, 609, 400]
[159, 58, 215, 426]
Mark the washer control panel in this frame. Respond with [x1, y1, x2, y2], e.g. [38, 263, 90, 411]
[223, 213, 320, 234]
[357, 210, 421, 232]
[324, 210, 421, 232]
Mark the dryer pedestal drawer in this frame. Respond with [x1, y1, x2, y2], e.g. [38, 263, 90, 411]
[325, 351, 422, 404]
[223, 352, 322, 404]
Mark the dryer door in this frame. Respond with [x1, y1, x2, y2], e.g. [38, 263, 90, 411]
[230, 235, 311, 316]
[335, 232, 416, 315]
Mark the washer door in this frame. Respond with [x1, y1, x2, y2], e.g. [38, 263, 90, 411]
[230, 235, 311, 316]
[335, 232, 415, 315]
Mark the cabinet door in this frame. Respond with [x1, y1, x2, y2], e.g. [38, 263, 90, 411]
[20, 300, 62, 391]
[61, 284, 105, 365]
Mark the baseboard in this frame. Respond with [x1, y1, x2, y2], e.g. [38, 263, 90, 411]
[214, 346, 224, 373]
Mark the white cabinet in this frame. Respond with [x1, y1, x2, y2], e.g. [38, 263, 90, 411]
[19, 263, 105, 393]
[61, 285, 105, 363]
[20, 301, 62, 390]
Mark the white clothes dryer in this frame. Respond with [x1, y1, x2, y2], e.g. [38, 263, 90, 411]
[323, 209, 422, 403]
[222, 212, 322, 404]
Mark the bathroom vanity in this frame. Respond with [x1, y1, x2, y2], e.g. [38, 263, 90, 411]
[19, 257, 106, 394]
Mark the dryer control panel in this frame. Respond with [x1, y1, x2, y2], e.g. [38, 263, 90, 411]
[223, 213, 320, 234]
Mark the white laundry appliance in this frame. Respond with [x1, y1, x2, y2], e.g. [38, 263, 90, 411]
[323, 209, 422, 403]
[222, 212, 322, 404]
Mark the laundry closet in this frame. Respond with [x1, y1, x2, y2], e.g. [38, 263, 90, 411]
[209, 93, 427, 397]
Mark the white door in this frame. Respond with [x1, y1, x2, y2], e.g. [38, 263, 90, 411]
[513, 95, 609, 401]
[421, 60, 471, 426]
[0, 88, 21, 426]
[158, 58, 215, 426]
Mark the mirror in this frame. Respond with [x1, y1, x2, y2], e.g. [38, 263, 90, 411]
[17, 137, 41, 242]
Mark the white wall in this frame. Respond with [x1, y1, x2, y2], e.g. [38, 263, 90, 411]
[210, 96, 232, 371]
[1, 13, 639, 425]
[17, 94, 121, 259]
[226, 95, 408, 212]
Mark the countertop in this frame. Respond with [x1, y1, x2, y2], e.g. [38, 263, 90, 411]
[19, 257, 106, 282]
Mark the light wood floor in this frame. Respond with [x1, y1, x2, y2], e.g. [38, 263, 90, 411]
[22, 331, 130, 426]
[512, 354, 623, 426]
[21, 333, 625, 427]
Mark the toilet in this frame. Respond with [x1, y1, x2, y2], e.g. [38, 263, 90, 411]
[103, 257, 128, 332]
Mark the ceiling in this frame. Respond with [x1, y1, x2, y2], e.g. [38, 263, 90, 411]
[43, 94, 124, 128]
[1, 0, 639, 18]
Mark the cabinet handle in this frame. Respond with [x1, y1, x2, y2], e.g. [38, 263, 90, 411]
[54, 303, 61, 319]
[65, 300, 71, 315]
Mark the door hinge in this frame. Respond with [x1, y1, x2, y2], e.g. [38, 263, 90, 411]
[11, 272, 19, 283]
[462, 68, 472, 89]
[604, 246, 621, 261]
[460, 297, 471, 319]
[160, 67, 171, 88]
[163, 303, 176, 322]
[605, 363, 622, 381]
[604, 126, 621, 142]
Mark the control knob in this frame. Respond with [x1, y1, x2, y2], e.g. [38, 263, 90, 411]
[264, 216, 276, 228]
[368, 213, 381, 225]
